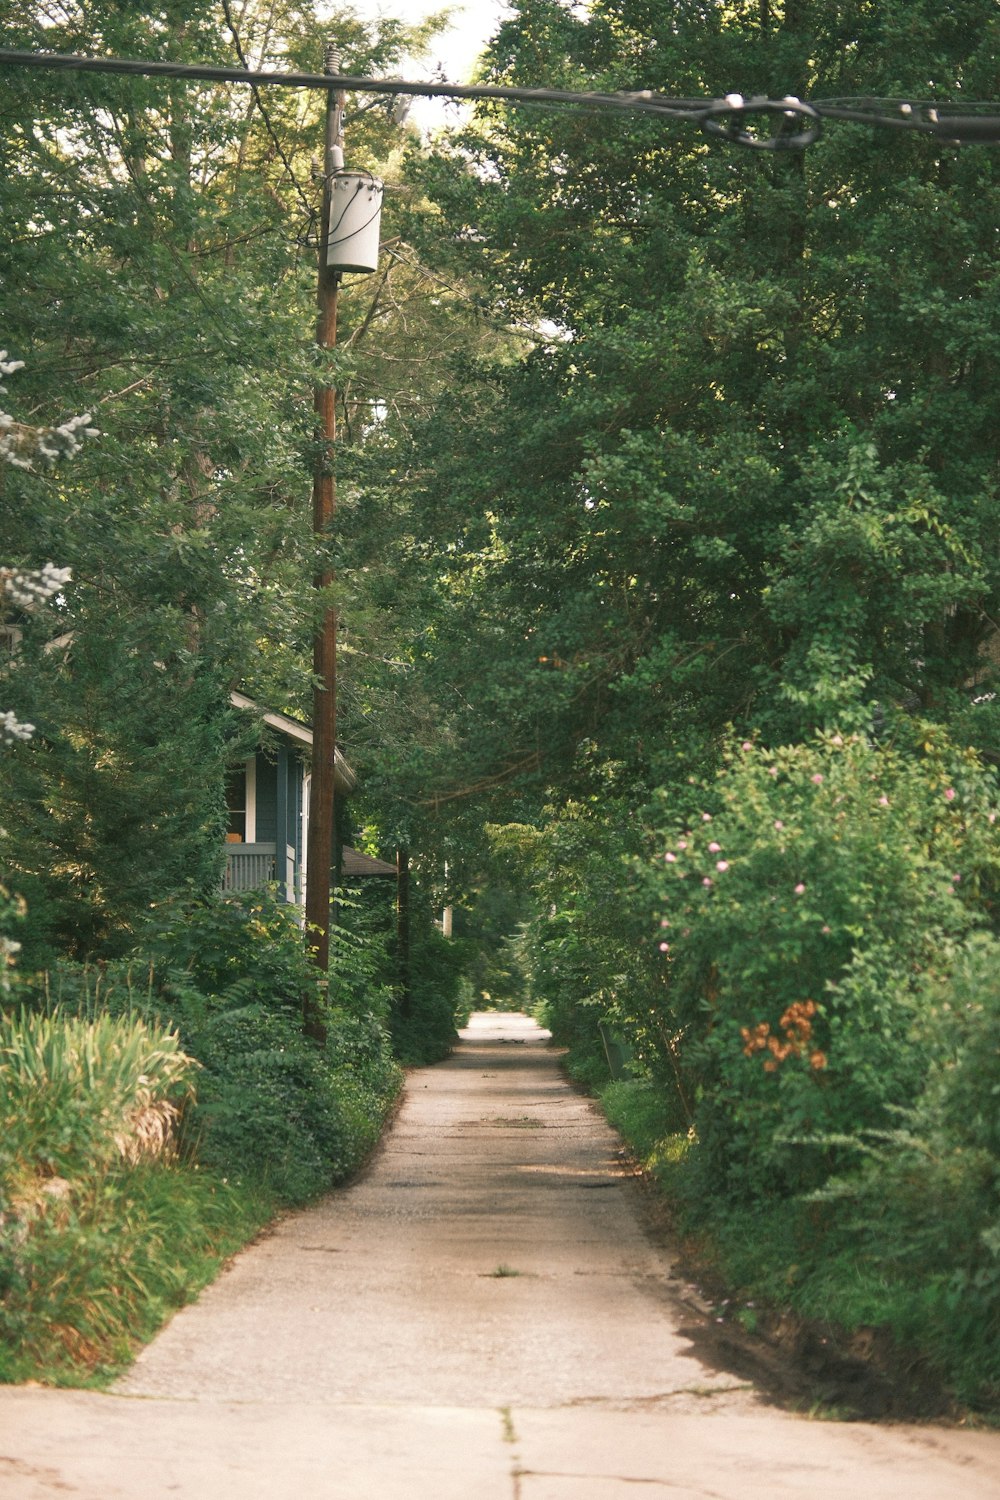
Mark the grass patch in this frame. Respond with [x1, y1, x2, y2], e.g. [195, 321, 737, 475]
[599, 1078, 690, 1175]
[0, 1001, 401, 1387]
[0, 1161, 276, 1387]
[596, 1077, 1000, 1418]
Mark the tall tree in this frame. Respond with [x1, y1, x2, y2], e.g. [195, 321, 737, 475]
[0, 0, 452, 956]
[355, 0, 1000, 843]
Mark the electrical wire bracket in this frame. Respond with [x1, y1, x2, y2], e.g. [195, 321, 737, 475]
[699, 95, 822, 151]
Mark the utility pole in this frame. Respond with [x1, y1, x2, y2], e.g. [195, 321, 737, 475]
[304, 42, 344, 1029]
[397, 847, 411, 1018]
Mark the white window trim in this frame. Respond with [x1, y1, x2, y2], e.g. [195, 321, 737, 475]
[245, 756, 257, 844]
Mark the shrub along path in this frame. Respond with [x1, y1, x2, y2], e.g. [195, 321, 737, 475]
[2, 1013, 998, 1498]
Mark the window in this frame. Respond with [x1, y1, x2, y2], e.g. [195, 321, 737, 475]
[225, 767, 247, 842]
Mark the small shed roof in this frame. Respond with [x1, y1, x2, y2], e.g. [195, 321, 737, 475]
[341, 846, 398, 879]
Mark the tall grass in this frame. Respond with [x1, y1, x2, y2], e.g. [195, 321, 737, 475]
[1, 893, 408, 1385]
[1, 1008, 196, 1175]
[0, 1007, 270, 1386]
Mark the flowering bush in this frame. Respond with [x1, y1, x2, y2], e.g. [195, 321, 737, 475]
[642, 730, 999, 1199]
[0, 351, 97, 470]
[0, 349, 88, 745]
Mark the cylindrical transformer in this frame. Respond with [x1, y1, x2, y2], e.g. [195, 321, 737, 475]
[326, 171, 384, 275]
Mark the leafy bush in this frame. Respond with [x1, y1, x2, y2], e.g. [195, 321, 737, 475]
[139, 888, 326, 1029]
[641, 730, 999, 1199]
[391, 921, 466, 1064]
[189, 1002, 397, 1202]
[805, 935, 1000, 1407]
[0, 888, 405, 1382]
[497, 803, 662, 1090]
[16, 890, 403, 1205]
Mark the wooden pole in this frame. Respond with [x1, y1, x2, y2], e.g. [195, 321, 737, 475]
[397, 848, 412, 1018]
[304, 43, 344, 1030]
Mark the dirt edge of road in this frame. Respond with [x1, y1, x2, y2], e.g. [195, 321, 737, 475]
[620, 1149, 977, 1427]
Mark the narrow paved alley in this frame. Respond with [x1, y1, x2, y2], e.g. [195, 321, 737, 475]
[2, 1014, 998, 1498]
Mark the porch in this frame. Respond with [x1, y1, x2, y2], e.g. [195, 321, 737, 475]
[223, 840, 300, 904]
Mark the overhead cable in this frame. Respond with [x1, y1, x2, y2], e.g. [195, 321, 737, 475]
[1, 48, 999, 149]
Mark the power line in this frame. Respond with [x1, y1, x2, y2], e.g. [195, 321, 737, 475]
[3, 47, 999, 148]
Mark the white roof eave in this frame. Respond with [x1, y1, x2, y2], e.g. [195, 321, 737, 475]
[231, 690, 358, 793]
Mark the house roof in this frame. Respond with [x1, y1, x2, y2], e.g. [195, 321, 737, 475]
[341, 846, 398, 879]
[231, 690, 358, 794]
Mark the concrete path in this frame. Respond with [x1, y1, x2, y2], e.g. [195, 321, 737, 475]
[2, 1013, 998, 1498]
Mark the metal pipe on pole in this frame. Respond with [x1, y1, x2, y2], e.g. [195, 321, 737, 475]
[303, 42, 344, 1034]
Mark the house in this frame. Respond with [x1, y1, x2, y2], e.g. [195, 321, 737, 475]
[223, 690, 357, 908]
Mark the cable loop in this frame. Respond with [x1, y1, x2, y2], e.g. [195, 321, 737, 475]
[699, 95, 822, 151]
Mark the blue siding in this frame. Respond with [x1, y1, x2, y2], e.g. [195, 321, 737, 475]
[254, 752, 277, 843]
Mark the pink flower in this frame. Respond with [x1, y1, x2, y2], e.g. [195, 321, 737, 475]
[878, 796, 889, 807]
[952, 874, 961, 884]
[677, 839, 688, 850]
[708, 841, 722, 853]
[716, 860, 730, 872]
[821, 925, 831, 935]
[659, 941, 670, 952]
[768, 766, 779, 777]
[944, 788, 956, 801]
[831, 734, 844, 746]
[774, 820, 784, 831]
[702, 877, 713, 888]
[794, 883, 806, 895]
[660, 918, 670, 928]
[811, 774, 824, 785]
[701, 813, 712, 823]
[665, 852, 677, 863]
[742, 741, 753, 751]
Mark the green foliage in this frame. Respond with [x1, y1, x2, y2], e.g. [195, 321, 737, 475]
[0, 887, 404, 1381]
[137, 892, 402, 1201]
[0, 1156, 274, 1387]
[140, 888, 326, 1027]
[0, 881, 26, 994]
[392, 917, 467, 1065]
[641, 731, 999, 1199]
[190, 1004, 392, 1202]
[491, 794, 676, 1095]
[353, 0, 999, 878]
[0, 1008, 197, 1179]
[599, 1079, 686, 1175]
[16, 889, 403, 1205]
[0, 1006, 251, 1385]
[801, 935, 1000, 1406]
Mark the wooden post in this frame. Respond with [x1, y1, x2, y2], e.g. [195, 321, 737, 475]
[397, 848, 411, 1018]
[303, 44, 344, 1038]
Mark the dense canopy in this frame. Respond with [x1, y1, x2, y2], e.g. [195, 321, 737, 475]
[1, 0, 998, 1408]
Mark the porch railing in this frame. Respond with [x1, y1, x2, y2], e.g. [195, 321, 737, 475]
[223, 841, 276, 893]
[223, 841, 302, 908]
